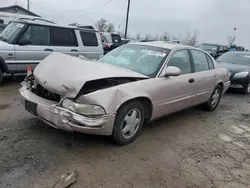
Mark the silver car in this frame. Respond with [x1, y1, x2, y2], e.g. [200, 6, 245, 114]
[0, 20, 103, 83]
[19, 42, 230, 145]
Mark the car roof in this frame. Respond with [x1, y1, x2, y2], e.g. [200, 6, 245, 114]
[130, 41, 195, 50]
[10, 19, 97, 32]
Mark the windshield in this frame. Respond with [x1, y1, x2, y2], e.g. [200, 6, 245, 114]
[217, 53, 250, 65]
[0, 22, 26, 43]
[200, 44, 218, 52]
[98, 44, 170, 77]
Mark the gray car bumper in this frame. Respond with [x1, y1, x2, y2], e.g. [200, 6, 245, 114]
[19, 87, 115, 136]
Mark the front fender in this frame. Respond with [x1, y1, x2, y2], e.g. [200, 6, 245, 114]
[76, 86, 152, 114]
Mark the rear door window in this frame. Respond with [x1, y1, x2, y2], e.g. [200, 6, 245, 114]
[191, 50, 210, 72]
[51, 27, 78, 46]
[80, 31, 98, 46]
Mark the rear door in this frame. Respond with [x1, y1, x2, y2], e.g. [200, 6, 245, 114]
[189, 50, 218, 105]
[50, 27, 80, 57]
[14, 24, 51, 71]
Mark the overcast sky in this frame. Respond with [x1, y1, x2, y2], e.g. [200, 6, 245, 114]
[1, 0, 250, 48]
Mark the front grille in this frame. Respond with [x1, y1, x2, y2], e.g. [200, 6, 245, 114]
[32, 84, 61, 102]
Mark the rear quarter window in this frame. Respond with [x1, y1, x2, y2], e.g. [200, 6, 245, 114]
[80, 31, 98, 46]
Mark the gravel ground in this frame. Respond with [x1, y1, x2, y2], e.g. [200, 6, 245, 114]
[0, 75, 250, 188]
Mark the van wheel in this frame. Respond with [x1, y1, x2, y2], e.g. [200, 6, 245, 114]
[112, 101, 144, 145]
[0, 69, 3, 84]
[203, 85, 222, 111]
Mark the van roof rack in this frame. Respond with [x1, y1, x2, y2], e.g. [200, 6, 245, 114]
[18, 17, 55, 24]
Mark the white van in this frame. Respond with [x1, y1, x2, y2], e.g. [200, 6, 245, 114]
[0, 18, 104, 83]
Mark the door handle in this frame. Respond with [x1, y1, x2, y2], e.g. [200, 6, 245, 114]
[44, 48, 53, 51]
[189, 78, 195, 83]
[71, 49, 78, 52]
[214, 73, 218, 77]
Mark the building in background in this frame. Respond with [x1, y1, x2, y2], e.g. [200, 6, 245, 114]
[0, 5, 40, 17]
[0, 5, 40, 24]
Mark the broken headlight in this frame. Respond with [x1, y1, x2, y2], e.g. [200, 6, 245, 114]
[61, 99, 106, 116]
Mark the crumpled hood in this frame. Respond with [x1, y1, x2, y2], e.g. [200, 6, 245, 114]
[34, 53, 148, 98]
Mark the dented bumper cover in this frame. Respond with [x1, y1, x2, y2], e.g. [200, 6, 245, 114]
[19, 87, 116, 136]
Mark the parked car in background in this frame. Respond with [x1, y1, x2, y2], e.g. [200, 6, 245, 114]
[20, 42, 230, 145]
[217, 52, 250, 94]
[121, 38, 131, 44]
[237, 46, 245, 51]
[100, 32, 122, 53]
[0, 19, 103, 84]
[199, 43, 227, 58]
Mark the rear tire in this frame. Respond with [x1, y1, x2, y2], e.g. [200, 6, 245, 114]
[0, 69, 3, 84]
[203, 85, 222, 111]
[112, 101, 144, 145]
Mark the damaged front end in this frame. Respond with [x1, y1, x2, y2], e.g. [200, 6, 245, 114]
[19, 53, 148, 135]
[20, 75, 116, 135]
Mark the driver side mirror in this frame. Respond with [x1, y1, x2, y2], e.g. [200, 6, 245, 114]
[164, 66, 181, 77]
[18, 37, 31, 45]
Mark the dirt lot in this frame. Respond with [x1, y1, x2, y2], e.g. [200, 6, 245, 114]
[0, 75, 250, 188]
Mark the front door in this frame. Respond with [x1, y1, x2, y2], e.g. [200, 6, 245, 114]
[15, 24, 52, 71]
[152, 50, 197, 118]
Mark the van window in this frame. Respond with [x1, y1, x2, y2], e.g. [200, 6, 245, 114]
[80, 31, 98, 46]
[51, 27, 77, 46]
[20, 25, 50, 45]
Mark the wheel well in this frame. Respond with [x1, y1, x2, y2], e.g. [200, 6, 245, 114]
[0, 58, 7, 73]
[118, 97, 153, 121]
[218, 82, 224, 90]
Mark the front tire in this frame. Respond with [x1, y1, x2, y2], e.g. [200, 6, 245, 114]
[112, 101, 144, 145]
[203, 85, 222, 111]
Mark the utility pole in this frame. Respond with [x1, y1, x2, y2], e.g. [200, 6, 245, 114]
[27, 0, 30, 10]
[124, 0, 130, 39]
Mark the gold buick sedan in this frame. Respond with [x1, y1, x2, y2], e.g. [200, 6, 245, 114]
[20, 42, 230, 145]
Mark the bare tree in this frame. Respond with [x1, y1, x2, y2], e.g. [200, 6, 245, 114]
[154, 34, 159, 41]
[95, 18, 108, 32]
[145, 34, 151, 41]
[163, 32, 169, 40]
[107, 23, 115, 32]
[136, 33, 140, 40]
[182, 31, 197, 46]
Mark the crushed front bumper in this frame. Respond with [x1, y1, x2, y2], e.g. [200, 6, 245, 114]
[19, 87, 115, 135]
